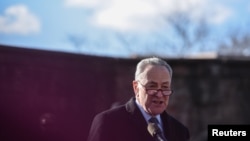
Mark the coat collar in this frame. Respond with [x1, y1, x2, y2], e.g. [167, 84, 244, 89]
[125, 97, 171, 134]
[125, 97, 149, 130]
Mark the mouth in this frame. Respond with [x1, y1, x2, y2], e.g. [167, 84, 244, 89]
[152, 100, 164, 105]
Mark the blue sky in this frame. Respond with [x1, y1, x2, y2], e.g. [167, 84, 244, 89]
[0, 0, 250, 58]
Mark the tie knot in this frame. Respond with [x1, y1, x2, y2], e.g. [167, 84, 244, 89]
[149, 117, 159, 124]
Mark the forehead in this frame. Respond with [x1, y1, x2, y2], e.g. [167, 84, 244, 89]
[140, 65, 171, 83]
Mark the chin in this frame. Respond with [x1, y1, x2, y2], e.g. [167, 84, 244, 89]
[151, 109, 165, 115]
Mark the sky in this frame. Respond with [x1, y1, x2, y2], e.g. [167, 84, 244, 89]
[0, 0, 250, 58]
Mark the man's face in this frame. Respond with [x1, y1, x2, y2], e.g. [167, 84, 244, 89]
[133, 65, 172, 116]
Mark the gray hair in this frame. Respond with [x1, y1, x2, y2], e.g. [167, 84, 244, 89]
[135, 57, 173, 80]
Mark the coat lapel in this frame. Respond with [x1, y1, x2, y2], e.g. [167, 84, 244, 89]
[125, 98, 151, 136]
[161, 111, 172, 141]
[125, 97, 147, 126]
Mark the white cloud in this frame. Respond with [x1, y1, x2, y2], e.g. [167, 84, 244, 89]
[91, 0, 164, 32]
[206, 5, 232, 25]
[0, 4, 41, 35]
[64, 0, 233, 32]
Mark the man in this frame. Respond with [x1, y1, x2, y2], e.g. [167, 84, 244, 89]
[87, 57, 190, 141]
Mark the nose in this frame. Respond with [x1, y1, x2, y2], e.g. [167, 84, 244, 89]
[155, 90, 164, 97]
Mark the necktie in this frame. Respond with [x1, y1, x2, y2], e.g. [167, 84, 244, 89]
[148, 117, 167, 141]
[149, 117, 160, 124]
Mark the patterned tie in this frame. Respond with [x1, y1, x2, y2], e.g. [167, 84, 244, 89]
[148, 117, 167, 141]
[149, 117, 159, 124]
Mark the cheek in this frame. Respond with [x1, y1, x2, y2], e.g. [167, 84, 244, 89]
[144, 96, 153, 106]
[165, 97, 169, 103]
[138, 92, 149, 104]
[162, 97, 169, 106]
[139, 94, 146, 102]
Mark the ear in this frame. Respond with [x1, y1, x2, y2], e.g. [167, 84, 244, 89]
[132, 80, 139, 96]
